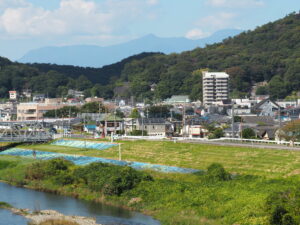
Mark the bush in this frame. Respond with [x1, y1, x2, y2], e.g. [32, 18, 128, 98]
[206, 163, 231, 181]
[73, 163, 153, 195]
[129, 130, 147, 136]
[270, 206, 288, 225]
[0, 160, 17, 170]
[266, 190, 300, 225]
[52, 171, 74, 186]
[26, 158, 74, 180]
[242, 128, 256, 139]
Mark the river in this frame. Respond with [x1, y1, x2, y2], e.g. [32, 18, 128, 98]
[0, 182, 161, 225]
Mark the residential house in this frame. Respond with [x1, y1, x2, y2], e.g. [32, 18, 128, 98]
[9, 91, 18, 100]
[85, 97, 104, 103]
[17, 100, 82, 121]
[33, 94, 46, 102]
[181, 117, 209, 138]
[252, 98, 281, 117]
[136, 118, 170, 136]
[84, 124, 97, 134]
[68, 89, 84, 98]
[21, 89, 32, 99]
[164, 95, 190, 105]
[277, 99, 300, 109]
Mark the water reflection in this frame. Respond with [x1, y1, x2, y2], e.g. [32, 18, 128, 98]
[0, 182, 160, 225]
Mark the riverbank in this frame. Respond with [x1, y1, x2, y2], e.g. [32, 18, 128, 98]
[1, 201, 101, 225]
[12, 208, 101, 225]
[2, 141, 300, 224]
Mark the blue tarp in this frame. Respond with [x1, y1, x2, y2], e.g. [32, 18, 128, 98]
[0, 148, 199, 174]
[51, 139, 117, 150]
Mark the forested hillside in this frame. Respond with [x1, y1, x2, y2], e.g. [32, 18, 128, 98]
[0, 12, 299, 101]
[117, 12, 300, 100]
[0, 52, 159, 98]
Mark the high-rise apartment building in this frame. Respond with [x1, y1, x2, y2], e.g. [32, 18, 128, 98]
[202, 71, 229, 105]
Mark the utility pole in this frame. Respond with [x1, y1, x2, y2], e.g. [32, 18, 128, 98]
[142, 114, 144, 136]
[183, 102, 186, 137]
[279, 107, 282, 142]
[142, 99, 145, 136]
[118, 143, 122, 161]
[68, 107, 71, 132]
[231, 104, 234, 138]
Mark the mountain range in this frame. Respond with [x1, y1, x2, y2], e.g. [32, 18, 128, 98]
[18, 29, 242, 68]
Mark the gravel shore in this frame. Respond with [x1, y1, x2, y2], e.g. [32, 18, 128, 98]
[11, 208, 102, 225]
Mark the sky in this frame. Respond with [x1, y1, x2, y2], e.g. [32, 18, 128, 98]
[0, 0, 299, 60]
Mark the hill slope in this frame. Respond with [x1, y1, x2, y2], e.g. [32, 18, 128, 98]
[116, 12, 300, 100]
[18, 29, 242, 67]
[0, 52, 159, 98]
[1, 13, 299, 101]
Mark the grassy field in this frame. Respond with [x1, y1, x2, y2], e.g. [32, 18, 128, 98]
[17, 139, 300, 178]
[1, 140, 300, 224]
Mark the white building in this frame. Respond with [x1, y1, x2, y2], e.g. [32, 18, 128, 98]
[9, 91, 18, 100]
[202, 71, 229, 106]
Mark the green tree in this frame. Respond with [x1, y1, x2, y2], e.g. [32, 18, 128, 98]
[268, 75, 287, 99]
[256, 86, 268, 95]
[206, 163, 231, 181]
[281, 119, 300, 145]
[129, 108, 140, 118]
[80, 102, 105, 113]
[212, 128, 224, 139]
[242, 128, 256, 139]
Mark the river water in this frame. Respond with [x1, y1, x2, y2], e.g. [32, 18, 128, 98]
[0, 182, 161, 225]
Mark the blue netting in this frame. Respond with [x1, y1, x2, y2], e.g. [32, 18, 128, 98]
[51, 139, 117, 150]
[0, 148, 198, 174]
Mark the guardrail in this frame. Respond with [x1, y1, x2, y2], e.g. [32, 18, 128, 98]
[210, 137, 300, 146]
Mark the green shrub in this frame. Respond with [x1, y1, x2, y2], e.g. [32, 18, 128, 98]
[0, 160, 17, 170]
[0, 201, 12, 209]
[52, 171, 74, 186]
[206, 163, 231, 181]
[25, 158, 74, 180]
[270, 206, 288, 225]
[129, 130, 147, 136]
[73, 162, 153, 195]
[266, 190, 300, 225]
[282, 214, 296, 225]
[242, 128, 256, 139]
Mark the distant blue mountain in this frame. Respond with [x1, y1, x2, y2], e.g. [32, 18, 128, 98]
[18, 29, 242, 68]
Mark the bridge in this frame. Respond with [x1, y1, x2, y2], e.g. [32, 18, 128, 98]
[0, 121, 53, 143]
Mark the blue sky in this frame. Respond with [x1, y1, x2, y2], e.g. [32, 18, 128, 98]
[0, 0, 299, 60]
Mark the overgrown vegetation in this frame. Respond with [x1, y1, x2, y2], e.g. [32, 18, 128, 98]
[0, 201, 12, 209]
[1, 151, 300, 225]
[25, 158, 152, 196]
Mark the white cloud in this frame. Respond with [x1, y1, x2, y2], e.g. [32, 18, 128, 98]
[0, 0, 158, 38]
[0, 0, 28, 9]
[196, 12, 236, 30]
[185, 28, 210, 40]
[206, 0, 264, 8]
[146, 0, 159, 5]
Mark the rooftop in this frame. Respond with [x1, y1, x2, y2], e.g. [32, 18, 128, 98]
[203, 71, 229, 78]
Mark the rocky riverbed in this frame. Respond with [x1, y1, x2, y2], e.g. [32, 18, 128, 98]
[10, 207, 102, 225]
